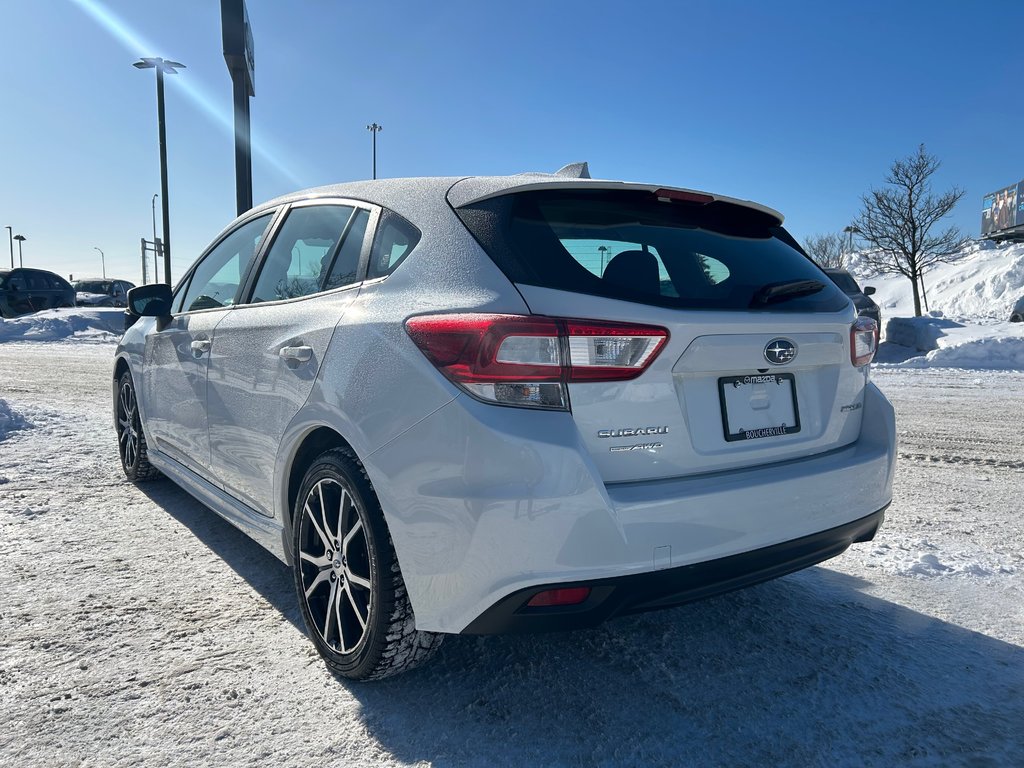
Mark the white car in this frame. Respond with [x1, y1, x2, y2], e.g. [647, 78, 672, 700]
[114, 166, 895, 680]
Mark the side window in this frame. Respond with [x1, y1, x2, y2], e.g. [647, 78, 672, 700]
[367, 212, 420, 279]
[178, 213, 272, 313]
[250, 205, 355, 303]
[323, 208, 369, 290]
[8, 273, 27, 291]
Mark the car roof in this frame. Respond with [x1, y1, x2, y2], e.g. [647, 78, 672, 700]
[251, 170, 785, 226]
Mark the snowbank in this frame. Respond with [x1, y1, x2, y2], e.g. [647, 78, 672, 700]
[876, 313, 1024, 370]
[0, 307, 124, 343]
[0, 398, 31, 440]
[847, 241, 1024, 320]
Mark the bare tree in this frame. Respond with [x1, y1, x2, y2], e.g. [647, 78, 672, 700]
[802, 232, 847, 269]
[852, 144, 967, 317]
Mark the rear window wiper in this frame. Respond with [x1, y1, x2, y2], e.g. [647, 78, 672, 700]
[749, 279, 825, 307]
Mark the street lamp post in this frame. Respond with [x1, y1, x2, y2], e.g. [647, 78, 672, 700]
[598, 245, 609, 273]
[366, 123, 382, 179]
[4, 226, 12, 268]
[94, 247, 106, 279]
[134, 57, 185, 285]
[151, 193, 159, 283]
[13, 235, 26, 267]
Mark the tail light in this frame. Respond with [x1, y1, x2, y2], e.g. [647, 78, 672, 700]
[851, 316, 878, 367]
[404, 313, 668, 410]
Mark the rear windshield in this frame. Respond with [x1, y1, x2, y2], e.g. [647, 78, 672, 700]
[75, 281, 112, 293]
[826, 271, 860, 294]
[454, 189, 847, 313]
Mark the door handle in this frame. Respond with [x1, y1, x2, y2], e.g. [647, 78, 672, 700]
[279, 345, 313, 363]
[190, 339, 211, 355]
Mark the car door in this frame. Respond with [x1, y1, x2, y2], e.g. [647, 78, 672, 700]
[207, 201, 374, 515]
[140, 212, 276, 478]
[5, 271, 33, 315]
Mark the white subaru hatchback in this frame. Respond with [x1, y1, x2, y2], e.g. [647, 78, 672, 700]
[115, 166, 895, 680]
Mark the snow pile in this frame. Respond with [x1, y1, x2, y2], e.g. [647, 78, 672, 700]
[884, 314, 964, 351]
[864, 540, 1018, 579]
[0, 398, 31, 440]
[0, 307, 124, 343]
[847, 241, 1024, 320]
[876, 313, 1024, 370]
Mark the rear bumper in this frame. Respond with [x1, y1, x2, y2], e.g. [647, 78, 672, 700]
[366, 382, 896, 634]
[462, 506, 886, 634]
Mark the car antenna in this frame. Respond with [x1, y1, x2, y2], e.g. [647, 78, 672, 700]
[554, 162, 591, 179]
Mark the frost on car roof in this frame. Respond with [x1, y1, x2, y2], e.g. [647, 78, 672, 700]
[249, 170, 784, 230]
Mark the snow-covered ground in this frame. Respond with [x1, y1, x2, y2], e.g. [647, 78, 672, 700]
[1, 336, 1023, 765]
[1, 249, 1023, 767]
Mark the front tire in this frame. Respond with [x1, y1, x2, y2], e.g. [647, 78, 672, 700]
[292, 448, 443, 680]
[116, 370, 161, 482]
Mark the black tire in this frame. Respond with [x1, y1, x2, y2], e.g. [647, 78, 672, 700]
[1011, 314, 1022, 323]
[115, 370, 161, 482]
[292, 448, 443, 680]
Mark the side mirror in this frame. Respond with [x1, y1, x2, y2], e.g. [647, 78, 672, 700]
[125, 283, 172, 330]
[863, 286, 876, 296]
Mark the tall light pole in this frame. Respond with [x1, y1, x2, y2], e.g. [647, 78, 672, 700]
[13, 235, 26, 267]
[94, 247, 106, 279]
[134, 57, 185, 285]
[598, 245, 609, 273]
[366, 123, 382, 179]
[4, 226, 12, 268]
[151, 193, 159, 283]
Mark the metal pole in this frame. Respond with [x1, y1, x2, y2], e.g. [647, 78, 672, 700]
[151, 194, 159, 283]
[232, 76, 253, 215]
[94, 247, 105, 279]
[15, 236, 24, 267]
[141, 238, 148, 284]
[4, 226, 12, 269]
[156, 67, 172, 284]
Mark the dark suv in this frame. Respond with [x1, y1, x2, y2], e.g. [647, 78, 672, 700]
[824, 268, 881, 329]
[0, 268, 76, 318]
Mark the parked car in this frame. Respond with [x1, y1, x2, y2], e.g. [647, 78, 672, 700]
[823, 268, 881, 329]
[114, 170, 895, 680]
[1010, 296, 1024, 322]
[73, 278, 135, 307]
[0, 267, 76, 318]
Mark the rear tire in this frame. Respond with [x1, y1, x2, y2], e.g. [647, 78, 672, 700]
[292, 448, 443, 680]
[115, 370, 161, 482]
[1011, 314, 1022, 323]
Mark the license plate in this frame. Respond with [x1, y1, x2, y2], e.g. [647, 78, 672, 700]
[718, 373, 801, 442]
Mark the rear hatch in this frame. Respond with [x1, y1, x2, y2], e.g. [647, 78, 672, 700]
[449, 182, 867, 483]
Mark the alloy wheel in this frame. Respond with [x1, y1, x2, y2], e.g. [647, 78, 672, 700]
[117, 378, 140, 470]
[297, 478, 373, 655]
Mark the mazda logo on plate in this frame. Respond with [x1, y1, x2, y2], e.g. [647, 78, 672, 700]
[764, 338, 797, 365]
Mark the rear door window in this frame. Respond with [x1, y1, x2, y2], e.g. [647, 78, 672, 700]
[249, 205, 359, 303]
[455, 189, 847, 313]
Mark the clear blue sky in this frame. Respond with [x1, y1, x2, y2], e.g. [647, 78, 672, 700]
[2, 0, 1022, 282]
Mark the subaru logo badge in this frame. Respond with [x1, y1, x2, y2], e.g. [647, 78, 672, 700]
[764, 338, 797, 365]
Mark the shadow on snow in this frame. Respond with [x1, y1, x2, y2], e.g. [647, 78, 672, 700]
[140, 480, 1024, 767]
